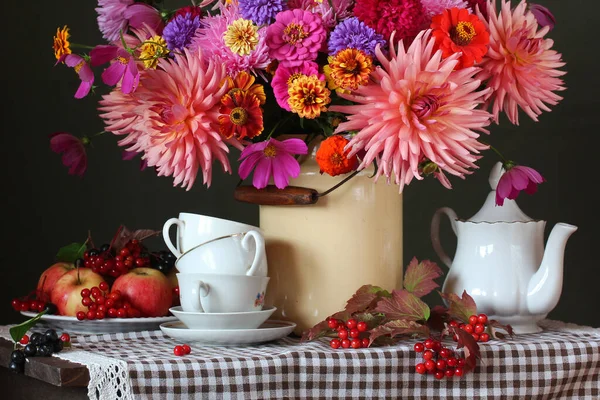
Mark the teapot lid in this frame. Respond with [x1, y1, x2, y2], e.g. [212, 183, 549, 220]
[468, 162, 532, 222]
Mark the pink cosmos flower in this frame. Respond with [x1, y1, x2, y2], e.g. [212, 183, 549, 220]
[99, 49, 241, 190]
[57, 54, 94, 99]
[271, 61, 322, 110]
[331, 30, 492, 192]
[495, 164, 545, 206]
[476, 0, 566, 125]
[49, 132, 88, 177]
[90, 45, 139, 94]
[239, 138, 308, 189]
[266, 9, 326, 65]
[529, 3, 556, 31]
[96, 0, 134, 42]
[123, 3, 164, 34]
[191, 3, 271, 77]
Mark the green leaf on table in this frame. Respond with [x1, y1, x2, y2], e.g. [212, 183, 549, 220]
[10, 310, 47, 343]
[368, 319, 430, 346]
[56, 242, 87, 263]
[403, 257, 443, 297]
[344, 285, 391, 314]
[373, 289, 430, 321]
[440, 290, 478, 324]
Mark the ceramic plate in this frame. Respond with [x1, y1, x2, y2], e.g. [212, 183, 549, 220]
[21, 311, 177, 335]
[170, 306, 276, 330]
[160, 319, 296, 345]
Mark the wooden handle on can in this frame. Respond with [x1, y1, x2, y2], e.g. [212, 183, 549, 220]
[234, 185, 319, 206]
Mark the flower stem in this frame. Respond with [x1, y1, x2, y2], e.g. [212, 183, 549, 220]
[318, 170, 360, 198]
[480, 140, 508, 164]
[70, 43, 95, 50]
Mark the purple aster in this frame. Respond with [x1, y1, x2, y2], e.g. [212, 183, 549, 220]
[328, 17, 386, 57]
[239, 0, 286, 26]
[162, 13, 202, 51]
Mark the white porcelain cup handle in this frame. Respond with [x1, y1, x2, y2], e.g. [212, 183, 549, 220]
[190, 281, 210, 313]
[162, 218, 184, 258]
[242, 230, 265, 276]
[431, 207, 458, 269]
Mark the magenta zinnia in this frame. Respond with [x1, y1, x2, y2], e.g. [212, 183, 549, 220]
[331, 30, 492, 192]
[99, 49, 241, 190]
[476, 0, 566, 125]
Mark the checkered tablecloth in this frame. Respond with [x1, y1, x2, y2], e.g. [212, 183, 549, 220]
[3, 319, 600, 399]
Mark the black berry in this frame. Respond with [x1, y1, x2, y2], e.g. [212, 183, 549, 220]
[23, 344, 37, 357]
[8, 361, 24, 374]
[44, 329, 58, 343]
[44, 303, 58, 315]
[11, 350, 25, 365]
[30, 332, 43, 346]
[100, 243, 111, 253]
[53, 340, 64, 353]
[88, 249, 99, 257]
[37, 344, 53, 357]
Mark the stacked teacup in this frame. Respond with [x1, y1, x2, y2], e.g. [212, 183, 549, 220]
[163, 213, 274, 330]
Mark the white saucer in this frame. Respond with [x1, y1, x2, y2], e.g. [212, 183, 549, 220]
[160, 319, 296, 345]
[169, 306, 276, 330]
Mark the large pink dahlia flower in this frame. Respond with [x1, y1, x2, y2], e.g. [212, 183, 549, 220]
[99, 49, 242, 190]
[476, 0, 566, 125]
[331, 30, 492, 192]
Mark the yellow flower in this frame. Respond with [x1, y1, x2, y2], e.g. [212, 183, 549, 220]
[329, 49, 373, 90]
[224, 18, 259, 56]
[139, 36, 169, 69]
[53, 26, 71, 60]
[287, 75, 331, 119]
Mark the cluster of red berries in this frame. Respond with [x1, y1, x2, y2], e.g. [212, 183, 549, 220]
[83, 240, 151, 278]
[414, 338, 467, 379]
[327, 318, 371, 349]
[449, 313, 490, 343]
[75, 282, 142, 320]
[11, 296, 54, 314]
[173, 344, 191, 356]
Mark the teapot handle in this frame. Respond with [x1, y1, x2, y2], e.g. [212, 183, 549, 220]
[430, 207, 458, 269]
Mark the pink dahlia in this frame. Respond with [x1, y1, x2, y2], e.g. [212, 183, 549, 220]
[476, 0, 566, 125]
[98, 86, 147, 153]
[99, 49, 241, 190]
[265, 9, 326, 65]
[421, 0, 469, 19]
[287, 0, 355, 30]
[271, 61, 322, 110]
[96, 0, 134, 42]
[238, 138, 308, 189]
[331, 30, 492, 192]
[495, 164, 545, 206]
[353, 0, 428, 43]
[191, 4, 271, 77]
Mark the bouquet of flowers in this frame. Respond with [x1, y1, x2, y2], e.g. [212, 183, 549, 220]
[50, 0, 562, 205]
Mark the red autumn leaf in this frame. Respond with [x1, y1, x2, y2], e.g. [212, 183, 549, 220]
[300, 311, 350, 342]
[427, 305, 449, 332]
[344, 285, 391, 314]
[488, 319, 515, 339]
[440, 290, 478, 324]
[403, 257, 443, 297]
[111, 225, 160, 251]
[446, 325, 481, 372]
[373, 289, 430, 321]
[368, 319, 430, 345]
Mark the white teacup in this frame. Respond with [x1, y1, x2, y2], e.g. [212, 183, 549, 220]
[175, 230, 267, 276]
[163, 212, 261, 258]
[177, 273, 269, 313]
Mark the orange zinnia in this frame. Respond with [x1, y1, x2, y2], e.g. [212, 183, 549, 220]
[53, 25, 72, 60]
[431, 8, 489, 69]
[218, 91, 264, 140]
[224, 71, 266, 105]
[316, 135, 358, 176]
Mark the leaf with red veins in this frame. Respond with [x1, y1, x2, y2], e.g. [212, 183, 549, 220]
[403, 257, 443, 297]
[344, 285, 391, 315]
[488, 319, 514, 339]
[374, 289, 431, 321]
[111, 225, 160, 251]
[300, 311, 351, 342]
[427, 305, 449, 331]
[368, 319, 430, 346]
[446, 325, 481, 372]
[440, 290, 478, 324]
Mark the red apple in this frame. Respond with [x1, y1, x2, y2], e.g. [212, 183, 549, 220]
[37, 262, 75, 301]
[112, 268, 171, 317]
[166, 268, 180, 307]
[50, 268, 105, 316]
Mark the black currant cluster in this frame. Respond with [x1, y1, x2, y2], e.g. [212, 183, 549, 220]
[9, 329, 69, 374]
[150, 250, 176, 274]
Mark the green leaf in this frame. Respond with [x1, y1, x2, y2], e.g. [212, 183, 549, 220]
[10, 310, 47, 343]
[56, 242, 87, 263]
[373, 289, 431, 321]
[403, 257, 443, 297]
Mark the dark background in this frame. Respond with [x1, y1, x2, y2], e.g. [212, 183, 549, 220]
[1, 0, 598, 327]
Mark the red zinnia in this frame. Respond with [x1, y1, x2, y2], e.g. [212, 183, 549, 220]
[431, 8, 489, 69]
[353, 0, 428, 43]
[171, 6, 203, 21]
[218, 91, 264, 140]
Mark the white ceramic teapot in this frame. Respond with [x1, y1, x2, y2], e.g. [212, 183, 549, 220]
[430, 162, 577, 333]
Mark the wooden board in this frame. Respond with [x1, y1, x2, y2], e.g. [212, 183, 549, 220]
[0, 337, 89, 387]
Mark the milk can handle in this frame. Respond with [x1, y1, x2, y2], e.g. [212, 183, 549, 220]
[430, 207, 458, 269]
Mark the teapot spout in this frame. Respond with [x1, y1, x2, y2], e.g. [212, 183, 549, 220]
[527, 223, 578, 315]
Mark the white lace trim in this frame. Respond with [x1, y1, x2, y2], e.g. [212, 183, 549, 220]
[0, 326, 134, 399]
[539, 319, 600, 336]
